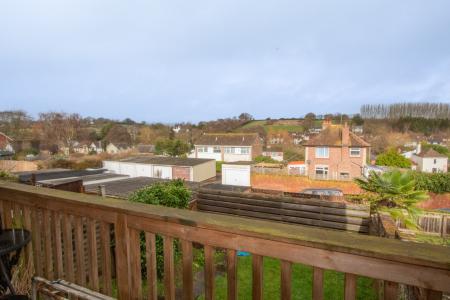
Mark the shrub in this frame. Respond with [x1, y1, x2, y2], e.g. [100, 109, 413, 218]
[254, 155, 278, 163]
[375, 149, 411, 168]
[129, 180, 191, 278]
[411, 172, 450, 194]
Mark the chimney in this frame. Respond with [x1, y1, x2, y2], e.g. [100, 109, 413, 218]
[322, 119, 331, 130]
[342, 122, 350, 146]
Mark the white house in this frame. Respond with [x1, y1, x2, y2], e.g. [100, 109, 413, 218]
[287, 161, 306, 175]
[106, 143, 131, 154]
[191, 133, 262, 162]
[89, 141, 103, 154]
[103, 156, 215, 182]
[411, 149, 448, 173]
[262, 147, 284, 162]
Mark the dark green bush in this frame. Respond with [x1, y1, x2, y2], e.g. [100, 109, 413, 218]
[412, 172, 450, 194]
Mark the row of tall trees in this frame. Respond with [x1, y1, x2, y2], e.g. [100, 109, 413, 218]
[360, 103, 450, 119]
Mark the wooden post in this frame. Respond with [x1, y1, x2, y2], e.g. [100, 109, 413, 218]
[313, 267, 324, 300]
[115, 214, 130, 299]
[280, 260, 292, 300]
[181, 240, 193, 300]
[204, 245, 215, 300]
[227, 249, 237, 300]
[252, 254, 263, 300]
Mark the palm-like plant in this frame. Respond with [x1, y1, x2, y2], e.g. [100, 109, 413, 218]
[354, 170, 428, 228]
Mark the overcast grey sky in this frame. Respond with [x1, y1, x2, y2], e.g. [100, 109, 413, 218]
[1, 1, 450, 122]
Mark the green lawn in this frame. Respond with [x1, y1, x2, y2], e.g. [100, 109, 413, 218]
[201, 256, 378, 300]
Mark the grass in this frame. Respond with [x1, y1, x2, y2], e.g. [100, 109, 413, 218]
[201, 256, 378, 300]
[239, 120, 305, 133]
[412, 233, 450, 246]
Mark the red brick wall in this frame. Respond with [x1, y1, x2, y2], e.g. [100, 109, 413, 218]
[172, 166, 190, 180]
[251, 173, 362, 195]
[306, 146, 367, 179]
[418, 193, 450, 210]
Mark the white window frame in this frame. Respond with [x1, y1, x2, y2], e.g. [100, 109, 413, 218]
[241, 147, 250, 155]
[315, 165, 329, 176]
[315, 147, 329, 158]
[350, 148, 361, 157]
[213, 146, 221, 153]
[197, 146, 208, 153]
[224, 147, 233, 154]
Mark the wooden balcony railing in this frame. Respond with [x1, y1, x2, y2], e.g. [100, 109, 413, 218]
[0, 181, 449, 299]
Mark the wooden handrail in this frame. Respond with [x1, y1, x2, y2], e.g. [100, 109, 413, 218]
[0, 180, 449, 299]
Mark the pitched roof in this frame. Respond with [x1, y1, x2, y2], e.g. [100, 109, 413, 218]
[416, 148, 448, 158]
[195, 133, 260, 146]
[303, 125, 370, 147]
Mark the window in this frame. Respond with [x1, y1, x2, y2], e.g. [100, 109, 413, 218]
[315, 166, 329, 178]
[340, 172, 350, 179]
[350, 148, 361, 157]
[224, 147, 234, 154]
[434, 159, 437, 164]
[241, 147, 250, 154]
[213, 146, 221, 153]
[315, 147, 329, 158]
[197, 146, 208, 153]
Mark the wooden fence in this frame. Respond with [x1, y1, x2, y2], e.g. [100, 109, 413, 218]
[398, 213, 449, 237]
[197, 188, 370, 233]
[0, 181, 449, 300]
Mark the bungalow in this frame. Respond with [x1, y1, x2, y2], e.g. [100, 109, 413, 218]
[262, 146, 284, 162]
[411, 149, 448, 173]
[192, 133, 262, 162]
[106, 143, 132, 154]
[73, 142, 90, 154]
[288, 161, 306, 175]
[89, 141, 103, 154]
[303, 121, 370, 180]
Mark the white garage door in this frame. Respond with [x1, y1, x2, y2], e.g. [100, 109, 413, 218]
[222, 166, 250, 187]
[153, 165, 172, 179]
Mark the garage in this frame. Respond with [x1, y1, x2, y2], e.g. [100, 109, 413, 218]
[172, 166, 191, 181]
[222, 162, 252, 187]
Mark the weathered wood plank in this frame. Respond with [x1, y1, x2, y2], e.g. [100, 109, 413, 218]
[163, 236, 175, 300]
[43, 209, 53, 279]
[204, 245, 215, 300]
[145, 232, 157, 300]
[226, 249, 237, 300]
[422, 289, 443, 300]
[383, 281, 398, 300]
[280, 260, 292, 300]
[115, 214, 130, 299]
[87, 218, 99, 291]
[313, 267, 324, 300]
[252, 254, 263, 300]
[74, 216, 86, 285]
[100, 222, 112, 296]
[344, 273, 357, 300]
[22, 206, 33, 266]
[3, 201, 13, 228]
[31, 209, 43, 277]
[181, 240, 193, 300]
[52, 211, 63, 278]
[129, 228, 142, 300]
[61, 213, 74, 282]
[0, 200, 5, 229]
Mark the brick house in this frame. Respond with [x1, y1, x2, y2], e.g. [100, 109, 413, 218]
[303, 121, 370, 180]
[192, 133, 262, 162]
[0, 132, 14, 152]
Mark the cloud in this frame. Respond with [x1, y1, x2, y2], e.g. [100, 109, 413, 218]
[1, 0, 449, 122]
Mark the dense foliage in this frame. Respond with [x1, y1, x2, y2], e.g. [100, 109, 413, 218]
[421, 143, 450, 158]
[375, 149, 412, 168]
[129, 180, 191, 278]
[0, 171, 18, 182]
[360, 102, 450, 119]
[355, 170, 428, 228]
[412, 172, 450, 194]
[154, 138, 191, 157]
[391, 117, 450, 135]
[254, 155, 278, 163]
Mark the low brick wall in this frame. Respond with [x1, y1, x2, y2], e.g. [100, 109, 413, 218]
[0, 160, 38, 172]
[251, 173, 362, 195]
[418, 193, 450, 210]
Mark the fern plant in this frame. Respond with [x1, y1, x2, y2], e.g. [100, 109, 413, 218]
[354, 170, 428, 228]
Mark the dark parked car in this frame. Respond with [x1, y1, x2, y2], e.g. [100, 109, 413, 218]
[301, 188, 344, 196]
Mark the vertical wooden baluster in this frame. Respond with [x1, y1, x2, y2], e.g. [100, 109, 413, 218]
[204, 245, 215, 300]
[383, 281, 398, 300]
[163, 236, 175, 300]
[344, 273, 357, 300]
[280, 260, 292, 300]
[181, 240, 193, 300]
[23, 206, 33, 266]
[115, 214, 130, 299]
[3, 201, 12, 228]
[100, 222, 112, 296]
[226, 249, 237, 300]
[129, 228, 142, 300]
[313, 267, 324, 300]
[252, 254, 263, 300]
[31, 209, 43, 276]
[87, 219, 99, 291]
[74, 216, 86, 286]
[62, 214, 74, 282]
[13, 204, 22, 228]
[0, 200, 5, 229]
[145, 232, 157, 300]
[52, 211, 63, 279]
[43, 210, 53, 279]
[423, 289, 443, 300]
